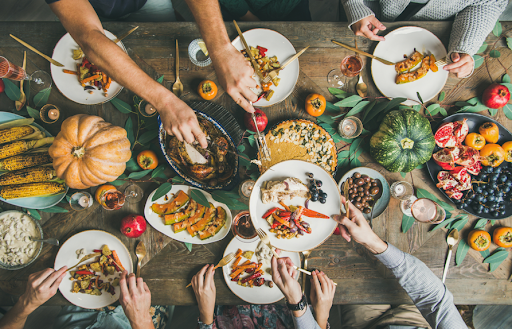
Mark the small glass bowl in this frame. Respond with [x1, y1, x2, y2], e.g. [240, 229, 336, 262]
[188, 38, 212, 67]
[232, 211, 258, 243]
[0, 210, 43, 270]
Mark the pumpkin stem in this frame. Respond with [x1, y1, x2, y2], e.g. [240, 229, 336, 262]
[71, 146, 86, 158]
[401, 138, 414, 149]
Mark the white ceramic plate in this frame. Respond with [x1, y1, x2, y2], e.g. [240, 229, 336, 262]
[249, 160, 339, 252]
[222, 236, 300, 304]
[54, 230, 133, 309]
[371, 26, 449, 106]
[338, 167, 390, 220]
[0, 112, 68, 209]
[144, 185, 232, 244]
[232, 28, 299, 107]
[51, 30, 125, 105]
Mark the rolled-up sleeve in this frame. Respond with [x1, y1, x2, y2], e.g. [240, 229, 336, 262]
[340, 0, 375, 29]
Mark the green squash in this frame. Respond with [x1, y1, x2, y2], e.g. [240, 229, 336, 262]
[370, 109, 435, 172]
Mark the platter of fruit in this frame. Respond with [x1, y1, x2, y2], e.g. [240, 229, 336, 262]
[0, 112, 68, 209]
[144, 185, 231, 244]
[427, 113, 512, 219]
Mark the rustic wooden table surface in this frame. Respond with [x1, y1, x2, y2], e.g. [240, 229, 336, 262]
[0, 21, 511, 306]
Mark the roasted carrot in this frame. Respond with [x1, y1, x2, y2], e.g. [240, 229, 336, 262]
[235, 248, 243, 258]
[279, 201, 291, 212]
[233, 256, 242, 268]
[63, 69, 78, 75]
[233, 260, 250, 271]
[230, 267, 245, 278]
[111, 250, 125, 272]
[255, 263, 262, 272]
[81, 74, 101, 85]
[236, 264, 257, 271]
[102, 73, 107, 84]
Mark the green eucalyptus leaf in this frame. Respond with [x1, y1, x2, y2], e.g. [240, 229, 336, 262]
[477, 43, 488, 54]
[128, 169, 153, 179]
[111, 180, 125, 186]
[28, 209, 41, 220]
[151, 165, 167, 179]
[126, 158, 141, 172]
[489, 50, 501, 58]
[489, 108, 498, 116]
[384, 97, 407, 111]
[245, 129, 256, 135]
[402, 214, 414, 233]
[490, 220, 496, 226]
[503, 74, 511, 83]
[473, 218, 488, 229]
[349, 138, 363, 160]
[473, 55, 484, 69]
[412, 104, 421, 112]
[455, 239, 470, 266]
[157, 75, 164, 84]
[111, 98, 134, 114]
[480, 249, 490, 258]
[138, 130, 159, 145]
[416, 188, 454, 211]
[334, 95, 362, 108]
[171, 176, 185, 184]
[483, 249, 509, 264]
[40, 206, 69, 213]
[431, 215, 462, 231]
[184, 242, 193, 252]
[210, 191, 235, 206]
[151, 182, 173, 201]
[2, 78, 21, 101]
[33, 87, 51, 107]
[507, 38, 512, 51]
[416, 163, 425, 170]
[493, 21, 502, 37]
[247, 135, 256, 148]
[316, 114, 335, 125]
[503, 104, 512, 120]
[416, 92, 424, 104]
[345, 101, 370, 117]
[400, 172, 406, 178]
[451, 218, 468, 232]
[439, 107, 448, 116]
[326, 101, 340, 112]
[190, 189, 210, 208]
[26, 106, 40, 119]
[438, 91, 446, 102]
[125, 117, 134, 146]
[363, 101, 388, 124]
[426, 103, 441, 116]
[237, 144, 245, 153]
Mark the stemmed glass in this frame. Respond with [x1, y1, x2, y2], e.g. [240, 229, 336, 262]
[0, 56, 51, 90]
[327, 55, 364, 89]
[124, 184, 144, 203]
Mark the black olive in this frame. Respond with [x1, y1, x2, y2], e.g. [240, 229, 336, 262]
[348, 178, 353, 185]
[371, 182, 378, 187]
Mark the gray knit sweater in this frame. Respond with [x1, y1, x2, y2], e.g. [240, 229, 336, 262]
[341, 0, 508, 56]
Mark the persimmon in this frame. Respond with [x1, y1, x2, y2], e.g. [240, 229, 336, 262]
[95, 184, 116, 204]
[305, 94, 326, 117]
[479, 122, 500, 143]
[501, 141, 512, 162]
[198, 80, 217, 100]
[480, 144, 505, 167]
[465, 133, 486, 150]
[137, 150, 159, 170]
[493, 227, 512, 248]
[468, 229, 491, 251]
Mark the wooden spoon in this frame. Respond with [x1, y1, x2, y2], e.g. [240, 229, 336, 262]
[172, 39, 183, 97]
[15, 51, 27, 111]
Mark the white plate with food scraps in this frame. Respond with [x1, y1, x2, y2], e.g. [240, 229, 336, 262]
[232, 28, 299, 107]
[249, 160, 340, 252]
[54, 230, 133, 309]
[51, 30, 125, 105]
[222, 236, 300, 304]
[144, 185, 232, 244]
[371, 26, 448, 106]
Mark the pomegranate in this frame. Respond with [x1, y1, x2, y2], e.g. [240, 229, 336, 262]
[453, 119, 469, 144]
[445, 188, 463, 200]
[455, 145, 479, 167]
[433, 148, 459, 170]
[244, 108, 268, 133]
[466, 160, 482, 175]
[434, 122, 457, 148]
[120, 214, 147, 238]
[482, 83, 511, 109]
[437, 171, 459, 190]
[333, 226, 341, 235]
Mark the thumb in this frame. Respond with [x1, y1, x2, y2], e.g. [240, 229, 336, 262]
[369, 16, 386, 30]
[340, 216, 357, 230]
[451, 52, 460, 62]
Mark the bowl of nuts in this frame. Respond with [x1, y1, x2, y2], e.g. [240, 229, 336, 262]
[338, 168, 390, 220]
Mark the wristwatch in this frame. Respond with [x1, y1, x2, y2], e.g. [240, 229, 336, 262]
[286, 294, 307, 311]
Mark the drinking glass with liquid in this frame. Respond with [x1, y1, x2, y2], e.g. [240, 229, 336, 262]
[0, 56, 51, 89]
[411, 198, 446, 224]
[327, 55, 364, 89]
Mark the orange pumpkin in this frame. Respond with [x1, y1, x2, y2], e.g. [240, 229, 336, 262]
[493, 226, 512, 248]
[49, 114, 132, 189]
[468, 229, 491, 251]
[305, 94, 326, 117]
[198, 80, 217, 100]
[465, 133, 486, 150]
[501, 141, 512, 162]
[479, 122, 500, 143]
[480, 143, 505, 167]
[95, 184, 117, 204]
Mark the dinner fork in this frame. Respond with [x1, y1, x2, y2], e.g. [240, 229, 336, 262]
[435, 57, 447, 67]
[185, 252, 235, 288]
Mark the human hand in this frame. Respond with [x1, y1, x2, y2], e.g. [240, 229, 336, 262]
[20, 267, 67, 312]
[271, 256, 302, 304]
[119, 271, 153, 329]
[191, 264, 216, 325]
[310, 270, 336, 329]
[333, 196, 388, 254]
[443, 52, 474, 78]
[351, 15, 386, 41]
[210, 45, 258, 113]
[156, 93, 208, 148]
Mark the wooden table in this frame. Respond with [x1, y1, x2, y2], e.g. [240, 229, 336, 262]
[0, 21, 512, 306]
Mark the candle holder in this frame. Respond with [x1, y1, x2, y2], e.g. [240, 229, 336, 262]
[338, 116, 363, 139]
[138, 99, 158, 118]
[39, 104, 60, 124]
[69, 192, 93, 211]
[238, 179, 255, 201]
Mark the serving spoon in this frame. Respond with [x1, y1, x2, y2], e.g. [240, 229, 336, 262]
[172, 39, 183, 97]
[442, 229, 459, 283]
[356, 74, 368, 98]
[30, 237, 59, 246]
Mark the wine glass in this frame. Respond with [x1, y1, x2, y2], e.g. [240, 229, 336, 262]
[124, 184, 144, 203]
[410, 198, 446, 224]
[327, 55, 364, 90]
[100, 190, 125, 210]
[0, 56, 51, 90]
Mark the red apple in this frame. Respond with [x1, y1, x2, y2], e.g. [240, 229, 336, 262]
[0, 80, 4, 93]
[482, 83, 510, 109]
[120, 214, 147, 238]
[244, 108, 268, 132]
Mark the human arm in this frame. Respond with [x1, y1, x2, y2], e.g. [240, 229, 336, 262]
[0, 267, 67, 329]
[340, 0, 386, 41]
[184, 0, 258, 113]
[309, 270, 335, 329]
[443, 0, 507, 78]
[333, 197, 466, 329]
[48, 0, 207, 148]
[119, 271, 154, 329]
[191, 264, 216, 328]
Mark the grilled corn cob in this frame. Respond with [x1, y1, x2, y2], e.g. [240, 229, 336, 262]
[0, 182, 66, 199]
[0, 137, 54, 160]
[0, 167, 57, 186]
[0, 126, 35, 145]
[0, 153, 52, 171]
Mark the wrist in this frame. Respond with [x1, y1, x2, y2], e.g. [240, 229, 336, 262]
[199, 312, 214, 325]
[364, 236, 388, 255]
[286, 293, 303, 305]
[129, 315, 154, 329]
[16, 295, 38, 316]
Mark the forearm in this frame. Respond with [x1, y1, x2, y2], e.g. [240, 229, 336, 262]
[0, 297, 35, 329]
[374, 243, 466, 328]
[292, 307, 322, 329]
[340, 0, 374, 29]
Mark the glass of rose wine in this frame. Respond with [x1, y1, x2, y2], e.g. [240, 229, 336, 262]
[327, 55, 364, 89]
[0, 56, 51, 90]
[410, 198, 446, 224]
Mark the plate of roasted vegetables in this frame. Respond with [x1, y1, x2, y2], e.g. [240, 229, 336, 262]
[144, 185, 231, 244]
[54, 230, 133, 309]
[249, 160, 340, 252]
[371, 26, 448, 106]
[232, 28, 299, 107]
[51, 30, 125, 105]
[222, 237, 300, 304]
[0, 113, 67, 209]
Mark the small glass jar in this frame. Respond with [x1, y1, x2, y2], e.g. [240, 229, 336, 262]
[40, 104, 60, 124]
[232, 211, 258, 242]
[338, 116, 363, 139]
[238, 179, 255, 201]
[69, 192, 93, 211]
[138, 99, 158, 118]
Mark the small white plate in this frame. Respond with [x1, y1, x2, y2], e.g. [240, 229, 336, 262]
[54, 230, 133, 309]
[249, 160, 339, 252]
[232, 28, 299, 107]
[144, 185, 232, 244]
[371, 26, 449, 106]
[222, 236, 300, 304]
[51, 30, 125, 105]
